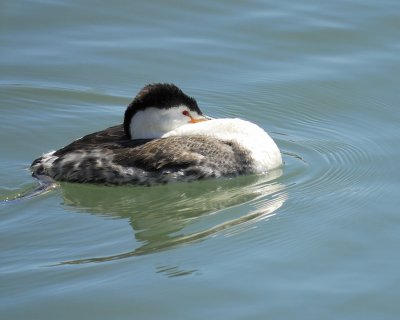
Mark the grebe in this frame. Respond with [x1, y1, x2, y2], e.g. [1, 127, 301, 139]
[31, 83, 282, 185]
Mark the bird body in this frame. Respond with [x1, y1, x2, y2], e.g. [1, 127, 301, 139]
[31, 84, 282, 185]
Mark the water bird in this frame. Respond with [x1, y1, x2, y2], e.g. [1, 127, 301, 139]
[31, 83, 282, 185]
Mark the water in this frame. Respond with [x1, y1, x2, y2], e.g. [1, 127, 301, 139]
[1, 0, 400, 319]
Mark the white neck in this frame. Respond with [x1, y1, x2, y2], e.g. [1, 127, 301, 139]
[162, 118, 282, 172]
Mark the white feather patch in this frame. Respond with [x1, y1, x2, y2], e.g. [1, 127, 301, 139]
[130, 105, 203, 139]
[162, 118, 282, 172]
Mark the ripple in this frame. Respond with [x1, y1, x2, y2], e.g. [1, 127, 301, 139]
[276, 124, 384, 215]
[0, 83, 128, 109]
[5, 82, 389, 267]
[43, 111, 381, 265]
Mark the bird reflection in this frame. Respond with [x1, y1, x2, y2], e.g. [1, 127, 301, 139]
[59, 169, 287, 265]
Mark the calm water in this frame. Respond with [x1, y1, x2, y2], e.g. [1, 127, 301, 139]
[1, 0, 400, 319]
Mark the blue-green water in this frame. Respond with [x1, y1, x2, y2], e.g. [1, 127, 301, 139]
[1, 1, 400, 319]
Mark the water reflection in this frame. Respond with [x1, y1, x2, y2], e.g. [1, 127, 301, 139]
[59, 170, 287, 264]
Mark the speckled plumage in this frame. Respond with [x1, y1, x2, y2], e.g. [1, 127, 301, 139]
[31, 124, 254, 185]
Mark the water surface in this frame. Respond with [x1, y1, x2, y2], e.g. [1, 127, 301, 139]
[1, 0, 400, 319]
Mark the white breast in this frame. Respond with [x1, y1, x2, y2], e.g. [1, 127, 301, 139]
[162, 118, 282, 172]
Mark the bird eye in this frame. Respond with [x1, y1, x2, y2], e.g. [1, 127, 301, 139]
[182, 110, 190, 116]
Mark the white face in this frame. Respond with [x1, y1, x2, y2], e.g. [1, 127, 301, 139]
[129, 105, 207, 139]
